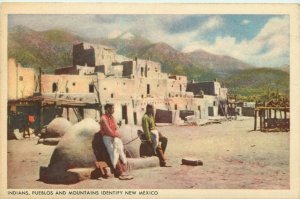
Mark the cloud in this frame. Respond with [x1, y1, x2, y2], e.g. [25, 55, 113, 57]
[107, 30, 122, 39]
[9, 14, 289, 67]
[241, 19, 251, 25]
[182, 16, 289, 67]
[144, 16, 223, 49]
[200, 16, 223, 33]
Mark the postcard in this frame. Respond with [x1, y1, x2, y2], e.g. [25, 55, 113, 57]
[0, 3, 299, 199]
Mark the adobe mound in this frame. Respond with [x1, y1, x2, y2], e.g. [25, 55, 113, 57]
[46, 117, 72, 137]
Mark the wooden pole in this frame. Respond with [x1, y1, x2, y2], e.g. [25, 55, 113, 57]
[39, 67, 42, 94]
[40, 102, 44, 128]
[284, 110, 287, 119]
[263, 109, 266, 129]
[259, 110, 262, 131]
[67, 108, 70, 121]
[254, 110, 257, 131]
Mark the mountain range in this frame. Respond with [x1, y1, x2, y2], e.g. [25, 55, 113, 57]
[8, 26, 289, 100]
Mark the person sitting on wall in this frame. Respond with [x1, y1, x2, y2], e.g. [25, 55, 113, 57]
[141, 104, 171, 167]
[100, 103, 133, 180]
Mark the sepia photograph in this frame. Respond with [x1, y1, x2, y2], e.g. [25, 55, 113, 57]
[0, 3, 299, 199]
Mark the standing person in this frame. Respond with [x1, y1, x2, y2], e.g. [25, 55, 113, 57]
[100, 103, 133, 180]
[23, 113, 36, 138]
[142, 104, 170, 167]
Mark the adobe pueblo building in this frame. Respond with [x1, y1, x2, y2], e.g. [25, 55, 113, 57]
[8, 42, 228, 129]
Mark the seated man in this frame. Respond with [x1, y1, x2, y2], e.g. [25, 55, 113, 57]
[142, 104, 170, 167]
[100, 103, 133, 180]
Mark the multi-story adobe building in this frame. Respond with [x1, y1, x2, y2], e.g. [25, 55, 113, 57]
[7, 42, 228, 130]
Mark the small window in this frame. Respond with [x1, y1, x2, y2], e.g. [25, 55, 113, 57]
[213, 101, 217, 106]
[72, 82, 76, 86]
[147, 84, 150, 95]
[111, 93, 114, 98]
[175, 104, 177, 110]
[104, 88, 107, 90]
[123, 82, 126, 85]
[19, 76, 23, 81]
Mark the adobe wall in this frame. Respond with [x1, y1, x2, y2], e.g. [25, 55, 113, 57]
[8, 59, 37, 100]
[73, 43, 116, 74]
[204, 95, 219, 116]
[41, 74, 97, 94]
[96, 76, 169, 100]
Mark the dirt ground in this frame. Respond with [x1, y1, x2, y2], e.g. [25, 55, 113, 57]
[7, 117, 289, 189]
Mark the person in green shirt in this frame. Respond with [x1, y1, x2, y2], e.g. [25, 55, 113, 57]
[142, 104, 170, 167]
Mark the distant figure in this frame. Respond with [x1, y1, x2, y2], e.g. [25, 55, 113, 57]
[100, 103, 133, 180]
[142, 104, 170, 167]
[23, 113, 36, 138]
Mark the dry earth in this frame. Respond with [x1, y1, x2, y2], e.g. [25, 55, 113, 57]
[7, 117, 289, 189]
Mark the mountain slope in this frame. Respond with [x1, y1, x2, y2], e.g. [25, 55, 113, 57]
[93, 33, 152, 58]
[8, 27, 289, 100]
[8, 26, 82, 73]
[187, 49, 254, 74]
[94, 33, 255, 77]
[221, 68, 289, 101]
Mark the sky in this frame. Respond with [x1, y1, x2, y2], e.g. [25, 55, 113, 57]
[8, 14, 289, 67]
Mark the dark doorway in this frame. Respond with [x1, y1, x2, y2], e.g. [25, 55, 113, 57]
[52, 83, 57, 92]
[89, 84, 94, 93]
[147, 84, 150, 95]
[208, 107, 214, 116]
[198, 105, 201, 118]
[133, 112, 137, 125]
[122, 105, 128, 124]
[141, 67, 144, 77]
